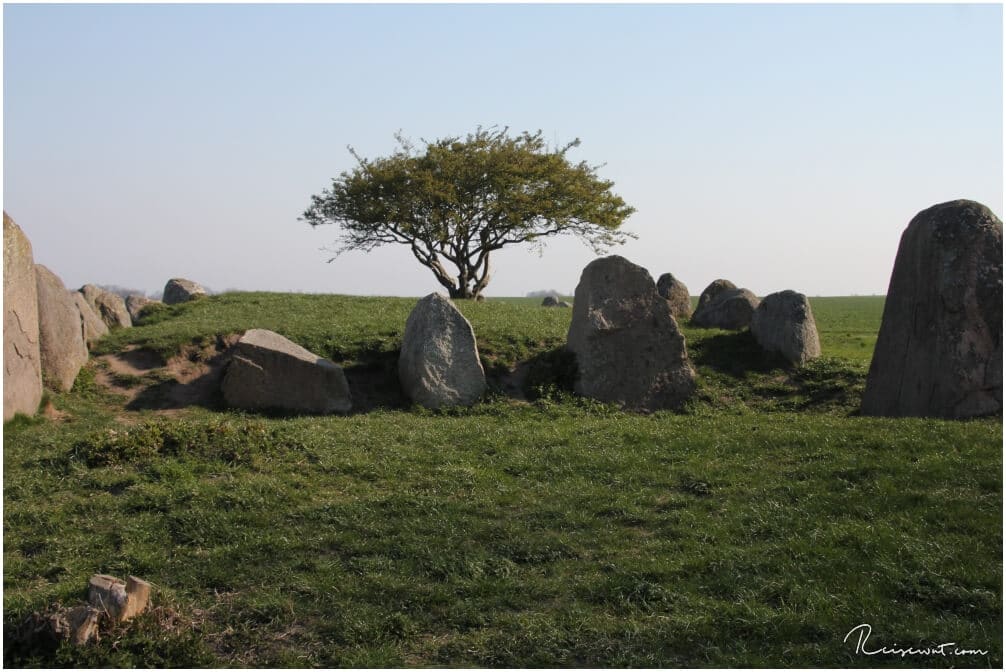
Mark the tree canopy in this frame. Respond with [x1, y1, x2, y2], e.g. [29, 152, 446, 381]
[302, 127, 635, 299]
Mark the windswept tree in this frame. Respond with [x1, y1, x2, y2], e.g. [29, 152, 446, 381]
[302, 127, 636, 299]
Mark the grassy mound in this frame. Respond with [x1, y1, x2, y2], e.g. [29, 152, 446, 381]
[4, 293, 1000, 667]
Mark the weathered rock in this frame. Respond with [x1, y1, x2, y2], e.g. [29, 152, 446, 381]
[750, 290, 821, 366]
[88, 574, 151, 623]
[398, 293, 487, 409]
[862, 200, 1002, 419]
[80, 284, 131, 329]
[696, 279, 736, 312]
[541, 295, 560, 307]
[125, 294, 158, 322]
[163, 278, 207, 305]
[222, 329, 352, 414]
[35, 265, 88, 391]
[73, 291, 109, 347]
[566, 255, 696, 411]
[656, 272, 692, 320]
[4, 212, 43, 421]
[557, 301, 573, 308]
[691, 279, 759, 329]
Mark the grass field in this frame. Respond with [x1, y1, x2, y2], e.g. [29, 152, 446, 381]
[4, 293, 1001, 667]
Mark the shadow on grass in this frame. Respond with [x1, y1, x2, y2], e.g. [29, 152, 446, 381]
[686, 329, 867, 414]
[687, 329, 789, 377]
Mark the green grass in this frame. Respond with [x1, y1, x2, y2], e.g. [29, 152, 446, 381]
[5, 292, 1000, 667]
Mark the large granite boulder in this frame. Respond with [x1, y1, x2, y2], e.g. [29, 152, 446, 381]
[222, 329, 352, 414]
[696, 279, 736, 311]
[398, 293, 486, 409]
[862, 200, 1002, 419]
[566, 255, 696, 411]
[72, 292, 109, 347]
[3, 212, 43, 420]
[750, 290, 821, 366]
[163, 278, 207, 305]
[35, 265, 88, 391]
[656, 272, 692, 320]
[80, 284, 131, 329]
[125, 294, 158, 322]
[691, 279, 759, 329]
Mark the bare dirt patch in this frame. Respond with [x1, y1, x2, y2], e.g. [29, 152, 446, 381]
[94, 335, 241, 413]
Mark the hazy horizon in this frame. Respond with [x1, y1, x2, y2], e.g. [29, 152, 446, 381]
[4, 4, 1002, 299]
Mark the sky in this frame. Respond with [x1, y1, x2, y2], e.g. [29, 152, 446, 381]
[3, 2, 1003, 298]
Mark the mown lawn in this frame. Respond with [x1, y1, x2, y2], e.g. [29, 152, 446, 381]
[4, 293, 1001, 667]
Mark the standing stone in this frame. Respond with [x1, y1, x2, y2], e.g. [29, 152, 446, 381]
[398, 293, 486, 409]
[163, 278, 207, 305]
[567, 256, 696, 411]
[656, 272, 692, 320]
[73, 292, 109, 347]
[35, 265, 88, 391]
[125, 294, 158, 322]
[222, 329, 352, 414]
[3, 212, 43, 420]
[862, 200, 1002, 419]
[80, 284, 131, 329]
[691, 279, 760, 330]
[750, 290, 822, 366]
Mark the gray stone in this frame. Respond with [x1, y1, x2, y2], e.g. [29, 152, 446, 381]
[3, 212, 43, 420]
[73, 291, 109, 347]
[862, 200, 1002, 419]
[566, 255, 696, 411]
[35, 265, 88, 391]
[80, 284, 131, 329]
[163, 278, 207, 305]
[541, 295, 560, 307]
[222, 329, 352, 414]
[125, 294, 157, 322]
[398, 293, 486, 408]
[557, 301, 572, 308]
[656, 272, 692, 320]
[696, 279, 736, 312]
[691, 279, 759, 329]
[750, 290, 821, 366]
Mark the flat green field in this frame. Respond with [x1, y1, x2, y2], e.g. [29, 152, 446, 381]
[4, 294, 1000, 667]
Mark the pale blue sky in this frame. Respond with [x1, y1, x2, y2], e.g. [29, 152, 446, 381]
[4, 3, 1002, 297]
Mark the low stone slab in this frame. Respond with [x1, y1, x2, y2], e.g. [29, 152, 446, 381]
[222, 329, 352, 414]
[750, 290, 821, 365]
[398, 293, 486, 409]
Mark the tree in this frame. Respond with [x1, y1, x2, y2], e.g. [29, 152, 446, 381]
[301, 127, 636, 299]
